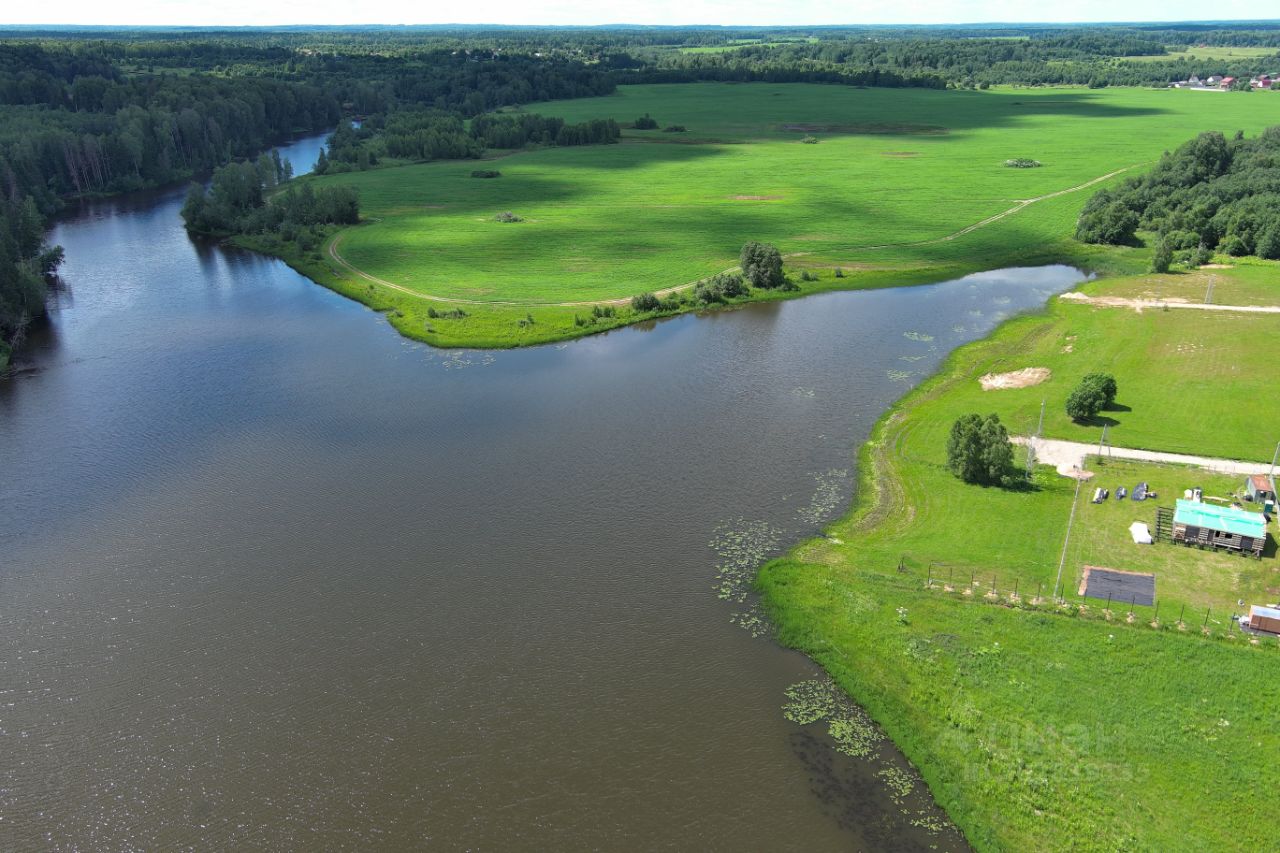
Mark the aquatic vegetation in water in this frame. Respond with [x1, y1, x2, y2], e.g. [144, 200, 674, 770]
[791, 386, 816, 398]
[782, 678, 885, 757]
[711, 518, 784, 637]
[784, 679, 953, 835]
[797, 468, 850, 526]
[783, 679, 837, 725]
[887, 369, 915, 382]
[903, 331, 935, 342]
[877, 766, 916, 802]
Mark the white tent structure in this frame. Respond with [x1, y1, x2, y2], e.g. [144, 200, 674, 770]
[1129, 521, 1153, 545]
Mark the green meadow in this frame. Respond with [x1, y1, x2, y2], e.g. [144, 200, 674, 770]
[1126, 45, 1280, 62]
[917, 294, 1280, 461]
[294, 83, 1280, 347]
[758, 260, 1280, 851]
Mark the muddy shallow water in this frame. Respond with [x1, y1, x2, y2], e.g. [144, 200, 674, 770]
[0, 132, 1087, 850]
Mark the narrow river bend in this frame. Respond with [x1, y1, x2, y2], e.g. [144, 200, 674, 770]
[0, 133, 1085, 850]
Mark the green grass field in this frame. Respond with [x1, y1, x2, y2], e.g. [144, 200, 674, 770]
[296, 83, 1280, 347]
[917, 294, 1280, 461]
[1078, 258, 1280, 306]
[758, 260, 1280, 851]
[1126, 45, 1280, 62]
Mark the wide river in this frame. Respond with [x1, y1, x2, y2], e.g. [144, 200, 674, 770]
[0, 132, 1086, 850]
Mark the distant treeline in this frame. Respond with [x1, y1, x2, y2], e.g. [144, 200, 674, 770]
[644, 33, 1280, 88]
[1077, 127, 1280, 260]
[0, 45, 340, 209]
[619, 63, 946, 89]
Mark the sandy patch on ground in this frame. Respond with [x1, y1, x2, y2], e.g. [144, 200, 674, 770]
[1057, 464, 1095, 480]
[1201, 263, 1234, 269]
[731, 195, 783, 200]
[979, 367, 1051, 390]
[882, 151, 920, 157]
[1060, 291, 1280, 314]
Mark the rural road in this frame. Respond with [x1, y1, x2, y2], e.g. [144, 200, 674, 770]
[325, 164, 1139, 307]
[1059, 292, 1280, 313]
[1014, 436, 1273, 477]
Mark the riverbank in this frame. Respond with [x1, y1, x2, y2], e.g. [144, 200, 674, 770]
[757, 260, 1280, 850]
[236, 203, 1139, 350]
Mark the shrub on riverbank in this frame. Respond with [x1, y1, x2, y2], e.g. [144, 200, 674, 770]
[740, 241, 785, 289]
[694, 272, 749, 304]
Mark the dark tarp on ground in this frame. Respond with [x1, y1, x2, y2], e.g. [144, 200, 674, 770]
[1082, 567, 1155, 607]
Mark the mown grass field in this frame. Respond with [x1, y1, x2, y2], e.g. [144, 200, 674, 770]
[917, 291, 1280, 461]
[758, 261, 1280, 851]
[296, 83, 1280, 347]
[1078, 257, 1280, 306]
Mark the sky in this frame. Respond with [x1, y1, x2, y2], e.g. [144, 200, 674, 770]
[1, 0, 1272, 27]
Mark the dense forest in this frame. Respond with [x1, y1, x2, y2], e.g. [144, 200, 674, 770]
[1076, 127, 1280, 265]
[7, 23, 1280, 363]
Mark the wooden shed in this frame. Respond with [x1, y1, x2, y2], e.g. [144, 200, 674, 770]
[1171, 498, 1266, 557]
[1245, 605, 1280, 635]
[1245, 474, 1276, 504]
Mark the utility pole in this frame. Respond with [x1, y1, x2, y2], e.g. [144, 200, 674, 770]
[1054, 467, 1084, 603]
[1026, 399, 1046, 483]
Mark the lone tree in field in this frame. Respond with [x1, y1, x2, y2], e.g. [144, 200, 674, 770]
[1065, 373, 1117, 422]
[947, 413, 1014, 485]
[740, 241, 784, 289]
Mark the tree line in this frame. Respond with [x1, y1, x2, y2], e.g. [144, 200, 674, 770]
[1076, 127, 1280, 261]
[182, 158, 359, 241]
[317, 111, 622, 170]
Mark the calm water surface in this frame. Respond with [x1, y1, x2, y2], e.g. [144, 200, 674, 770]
[0, 133, 1086, 850]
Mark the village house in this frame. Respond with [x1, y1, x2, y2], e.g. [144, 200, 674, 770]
[1171, 498, 1267, 556]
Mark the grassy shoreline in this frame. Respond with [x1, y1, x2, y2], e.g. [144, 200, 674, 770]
[755, 259, 1280, 851]
[234, 196, 1139, 350]
[237, 82, 1280, 350]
